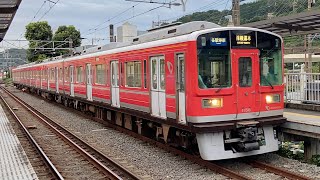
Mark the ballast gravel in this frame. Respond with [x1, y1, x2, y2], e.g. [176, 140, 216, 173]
[10, 87, 320, 180]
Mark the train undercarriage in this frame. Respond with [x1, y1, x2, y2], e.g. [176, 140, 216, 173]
[16, 84, 286, 160]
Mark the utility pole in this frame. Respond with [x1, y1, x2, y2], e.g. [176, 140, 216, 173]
[306, 0, 315, 72]
[232, 0, 240, 26]
[68, 38, 73, 56]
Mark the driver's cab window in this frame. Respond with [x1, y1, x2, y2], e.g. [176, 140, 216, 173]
[198, 50, 231, 89]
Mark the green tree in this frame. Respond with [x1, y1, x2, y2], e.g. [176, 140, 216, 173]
[52, 25, 81, 56]
[25, 21, 53, 62]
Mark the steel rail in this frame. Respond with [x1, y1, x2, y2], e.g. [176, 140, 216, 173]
[248, 160, 312, 180]
[1, 87, 140, 180]
[0, 92, 64, 180]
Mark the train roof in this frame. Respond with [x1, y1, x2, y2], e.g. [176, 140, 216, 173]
[14, 21, 282, 70]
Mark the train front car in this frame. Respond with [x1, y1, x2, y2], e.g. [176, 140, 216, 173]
[188, 28, 286, 160]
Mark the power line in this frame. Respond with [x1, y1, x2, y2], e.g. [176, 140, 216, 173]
[164, 0, 229, 22]
[218, 0, 231, 24]
[37, 0, 61, 21]
[18, 0, 48, 40]
[30, 1, 47, 23]
[83, 3, 168, 37]
[82, 3, 141, 35]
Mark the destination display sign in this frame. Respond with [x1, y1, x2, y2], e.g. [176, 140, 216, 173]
[236, 35, 251, 45]
[231, 30, 256, 48]
[210, 37, 227, 46]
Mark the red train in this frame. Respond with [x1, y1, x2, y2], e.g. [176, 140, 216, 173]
[12, 21, 286, 160]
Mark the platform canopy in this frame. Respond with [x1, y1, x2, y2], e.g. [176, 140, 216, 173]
[242, 9, 320, 37]
[0, 0, 22, 42]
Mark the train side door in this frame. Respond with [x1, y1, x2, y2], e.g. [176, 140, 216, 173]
[111, 61, 120, 107]
[233, 49, 259, 118]
[150, 56, 166, 119]
[55, 67, 59, 93]
[70, 66, 75, 97]
[176, 54, 186, 124]
[86, 64, 93, 101]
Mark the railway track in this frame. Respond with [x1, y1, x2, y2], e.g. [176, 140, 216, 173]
[4, 86, 314, 180]
[0, 93, 62, 180]
[0, 86, 141, 180]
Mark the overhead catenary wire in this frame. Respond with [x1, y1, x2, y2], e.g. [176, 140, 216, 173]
[164, 0, 229, 23]
[83, 3, 171, 37]
[37, 0, 61, 22]
[29, 1, 47, 23]
[82, 3, 141, 35]
[218, 0, 231, 24]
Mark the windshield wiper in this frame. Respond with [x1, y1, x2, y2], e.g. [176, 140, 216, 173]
[215, 84, 223, 93]
[263, 76, 274, 89]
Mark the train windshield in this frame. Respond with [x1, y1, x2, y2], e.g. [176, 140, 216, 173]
[197, 31, 231, 89]
[257, 32, 282, 86]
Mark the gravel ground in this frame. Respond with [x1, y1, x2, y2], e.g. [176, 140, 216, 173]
[217, 160, 282, 180]
[10, 87, 320, 180]
[256, 153, 320, 179]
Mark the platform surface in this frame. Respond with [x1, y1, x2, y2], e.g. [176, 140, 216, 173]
[284, 108, 320, 126]
[282, 108, 320, 137]
[0, 104, 38, 180]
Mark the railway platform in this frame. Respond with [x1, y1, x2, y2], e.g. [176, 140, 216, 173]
[0, 104, 38, 180]
[282, 107, 320, 159]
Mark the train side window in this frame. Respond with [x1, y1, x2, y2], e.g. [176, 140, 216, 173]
[144, 60, 147, 88]
[125, 61, 142, 88]
[95, 64, 105, 85]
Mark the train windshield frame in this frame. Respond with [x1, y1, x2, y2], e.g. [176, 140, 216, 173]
[197, 30, 283, 89]
[197, 31, 232, 89]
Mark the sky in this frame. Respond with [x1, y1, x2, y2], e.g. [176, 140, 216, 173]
[2, 0, 235, 49]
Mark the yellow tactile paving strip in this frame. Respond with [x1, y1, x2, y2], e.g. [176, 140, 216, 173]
[284, 112, 320, 126]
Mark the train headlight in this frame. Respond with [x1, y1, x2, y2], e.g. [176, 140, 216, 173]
[266, 94, 280, 104]
[203, 98, 223, 108]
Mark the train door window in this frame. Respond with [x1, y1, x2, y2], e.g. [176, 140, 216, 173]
[239, 57, 252, 87]
[44, 69, 47, 80]
[59, 68, 63, 81]
[120, 63, 124, 87]
[125, 61, 141, 88]
[77, 66, 83, 83]
[51, 68, 55, 81]
[64, 67, 69, 82]
[70, 66, 74, 83]
[151, 59, 157, 89]
[95, 64, 105, 84]
[144, 60, 147, 88]
[160, 58, 165, 90]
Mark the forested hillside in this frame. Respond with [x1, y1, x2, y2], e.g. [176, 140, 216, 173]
[177, 0, 320, 25]
[176, 0, 320, 47]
